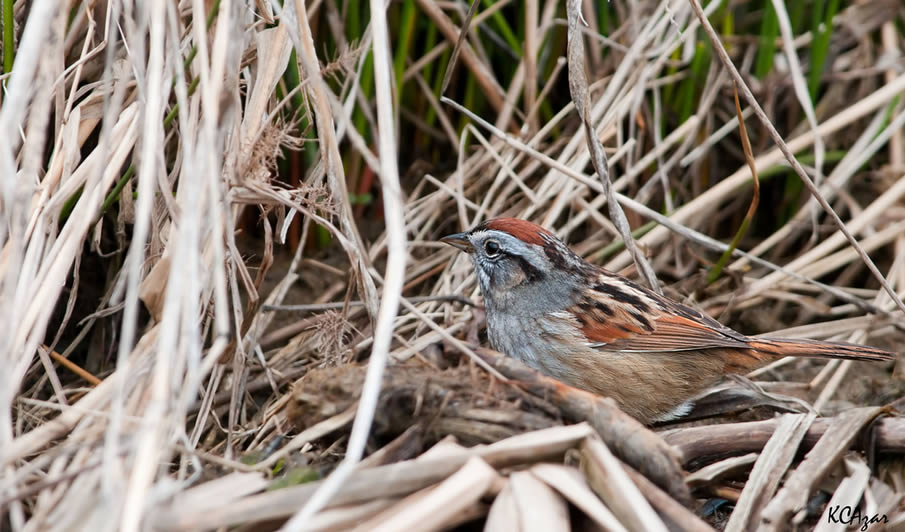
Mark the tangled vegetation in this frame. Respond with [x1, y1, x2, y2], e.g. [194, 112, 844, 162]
[1, 0, 904, 529]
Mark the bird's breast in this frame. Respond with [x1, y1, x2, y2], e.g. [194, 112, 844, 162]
[485, 308, 589, 377]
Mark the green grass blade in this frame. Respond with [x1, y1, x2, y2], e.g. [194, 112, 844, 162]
[2, 0, 14, 76]
[808, 0, 840, 100]
[393, 0, 417, 105]
[480, 0, 521, 54]
[709, 85, 759, 284]
[754, 0, 778, 79]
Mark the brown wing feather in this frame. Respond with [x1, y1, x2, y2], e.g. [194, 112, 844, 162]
[573, 271, 895, 361]
[581, 313, 753, 353]
[573, 271, 752, 353]
[749, 337, 894, 362]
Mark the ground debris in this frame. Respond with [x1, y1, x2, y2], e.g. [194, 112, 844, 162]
[287, 362, 560, 446]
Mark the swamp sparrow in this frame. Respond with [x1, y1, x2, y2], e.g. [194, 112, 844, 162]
[442, 218, 895, 423]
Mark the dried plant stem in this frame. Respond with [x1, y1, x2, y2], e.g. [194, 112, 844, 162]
[565, 0, 661, 294]
[263, 295, 476, 312]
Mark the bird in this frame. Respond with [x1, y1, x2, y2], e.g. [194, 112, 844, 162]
[441, 218, 896, 424]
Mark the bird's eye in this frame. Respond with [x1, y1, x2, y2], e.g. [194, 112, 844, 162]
[484, 239, 501, 257]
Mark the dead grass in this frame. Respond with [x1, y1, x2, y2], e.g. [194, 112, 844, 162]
[1, 0, 905, 530]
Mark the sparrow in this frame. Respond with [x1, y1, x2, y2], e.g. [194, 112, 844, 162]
[442, 218, 895, 423]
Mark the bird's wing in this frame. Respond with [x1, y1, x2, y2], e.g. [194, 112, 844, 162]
[571, 272, 751, 353]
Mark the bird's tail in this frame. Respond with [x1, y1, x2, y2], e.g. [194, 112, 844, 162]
[749, 337, 895, 362]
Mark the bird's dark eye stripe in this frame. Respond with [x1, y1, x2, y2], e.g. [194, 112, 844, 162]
[512, 256, 544, 283]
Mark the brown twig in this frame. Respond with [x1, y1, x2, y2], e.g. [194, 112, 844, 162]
[43, 344, 102, 386]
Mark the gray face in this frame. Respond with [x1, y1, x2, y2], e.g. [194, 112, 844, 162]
[465, 229, 546, 294]
[458, 229, 583, 315]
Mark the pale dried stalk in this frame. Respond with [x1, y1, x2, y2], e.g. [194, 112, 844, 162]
[0, 0, 66, 464]
[283, 0, 408, 526]
[117, 1, 169, 528]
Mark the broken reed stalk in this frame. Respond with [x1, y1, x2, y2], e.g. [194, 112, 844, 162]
[664, 410, 904, 465]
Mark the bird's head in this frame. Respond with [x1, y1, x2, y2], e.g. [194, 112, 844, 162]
[441, 218, 587, 304]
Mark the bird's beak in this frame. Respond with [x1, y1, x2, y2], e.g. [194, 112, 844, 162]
[440, 232, 473, 253]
